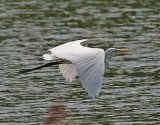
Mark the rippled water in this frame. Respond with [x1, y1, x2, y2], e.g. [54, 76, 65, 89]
[1, 0, 160, 124]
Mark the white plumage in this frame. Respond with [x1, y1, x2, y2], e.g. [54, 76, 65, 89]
[43, 39, 105, 98]
[43, 39, 131, 98]
[59, 64, 78, 83]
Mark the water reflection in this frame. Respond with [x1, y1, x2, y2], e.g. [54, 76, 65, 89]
[45, 104, 78, 125]
[45, 104, 66, 125]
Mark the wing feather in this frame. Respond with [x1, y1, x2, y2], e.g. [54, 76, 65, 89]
[76, 51, 105, 97]
[59, 64, 78, 82]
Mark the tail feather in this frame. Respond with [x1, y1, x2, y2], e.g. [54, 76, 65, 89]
[43, 54, 53, 60]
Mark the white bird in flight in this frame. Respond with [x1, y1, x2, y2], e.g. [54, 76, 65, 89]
[19, 39, 131, 98]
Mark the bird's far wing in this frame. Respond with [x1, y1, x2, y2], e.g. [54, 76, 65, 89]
[43, 39, 88, 61]
[59, 64, 78, 83]
[49, 39, 88, 53]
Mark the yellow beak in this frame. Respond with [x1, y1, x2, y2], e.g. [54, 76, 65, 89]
[116, 49, 131, 52]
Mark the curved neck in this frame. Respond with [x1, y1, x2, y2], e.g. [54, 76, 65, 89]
[104, 50, 111, 69]
[104, 48, 117, 69]
[105, 49, 113, 57]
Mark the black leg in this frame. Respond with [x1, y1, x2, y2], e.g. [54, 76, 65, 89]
[18, 61, 64, 74]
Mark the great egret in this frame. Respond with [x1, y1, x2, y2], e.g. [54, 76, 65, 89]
[19, 39, 131, 98]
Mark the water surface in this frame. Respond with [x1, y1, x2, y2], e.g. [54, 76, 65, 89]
[0, 0, 160, 124]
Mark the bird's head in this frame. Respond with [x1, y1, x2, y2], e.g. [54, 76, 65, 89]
[105, 48, 131, 57]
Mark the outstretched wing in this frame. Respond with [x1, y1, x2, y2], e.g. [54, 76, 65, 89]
[49, 39, 105, 98]
[75, 50, 105, 98]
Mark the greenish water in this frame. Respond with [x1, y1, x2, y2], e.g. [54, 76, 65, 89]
[0, 0, 160, 124]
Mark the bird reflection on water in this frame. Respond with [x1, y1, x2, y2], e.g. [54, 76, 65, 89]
[45, 104, 78, 125]
[45, 105, 66, 124]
